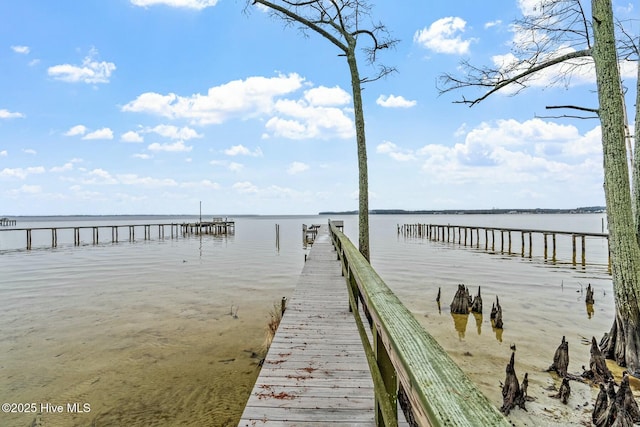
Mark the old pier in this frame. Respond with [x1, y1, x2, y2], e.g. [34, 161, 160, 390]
[0, 218, 234, 251]
[398, 223, 610, 269]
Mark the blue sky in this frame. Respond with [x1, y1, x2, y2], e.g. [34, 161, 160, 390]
[0, 0, 637, 215]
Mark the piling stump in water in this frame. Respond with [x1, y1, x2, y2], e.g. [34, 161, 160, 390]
[586, 283, 595, 304]
[450, 284, 470, 314]
[501, 352, 526, 415]
[583, 336, 613, 384]
[471, 286, 482, 314]
[491, 296, 503, 329]
[547, 336, 569, 378]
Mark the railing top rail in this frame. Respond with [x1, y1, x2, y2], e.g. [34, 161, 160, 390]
[423, 223, 608, 238]
[329, 221, 510, 427]
[0, 223, 204, 232]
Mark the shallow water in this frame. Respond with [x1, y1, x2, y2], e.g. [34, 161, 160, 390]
[0, 213, 625, 426]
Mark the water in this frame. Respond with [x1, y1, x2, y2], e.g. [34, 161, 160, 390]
[0, 213, 621, 426]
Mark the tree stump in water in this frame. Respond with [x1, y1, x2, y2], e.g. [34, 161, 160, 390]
[471, 286, 482, 313]
[595, 372, 640, 427]
[547, 336, 569, 377]
[491, 296, 503, 329]
[436, 287, 441, 303]
[551, 376, 571, 404]
[586, 283, 595, 304]
[450, 284, 470, 314]
[500, 352, 526, 415]
[593, 383, 609, 426]
[583, 336, 613, 384]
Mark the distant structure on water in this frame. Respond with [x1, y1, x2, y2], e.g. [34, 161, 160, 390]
[1, 217, 16, 227]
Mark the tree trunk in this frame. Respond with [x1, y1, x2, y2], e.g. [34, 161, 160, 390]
[592, 0, 640, 377]
[346, 48, 370, 261]
[633, 62, 640, 239]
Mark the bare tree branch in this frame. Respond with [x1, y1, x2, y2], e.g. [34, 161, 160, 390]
[439, 49, 592, 106]
[545, 104, 599, 113]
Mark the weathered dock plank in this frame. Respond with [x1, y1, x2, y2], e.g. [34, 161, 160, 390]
[238, 225, 376, 426]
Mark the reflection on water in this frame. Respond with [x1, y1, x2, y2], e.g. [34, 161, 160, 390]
[586, 303, 595, 319]
[451, 313, 469, 339]
[472, 312, 483, 335]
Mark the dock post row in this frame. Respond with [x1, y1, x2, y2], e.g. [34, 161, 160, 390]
[0, 217, 17, 226]
[1, 220, 235, 250]
[398, 223, 610, 269]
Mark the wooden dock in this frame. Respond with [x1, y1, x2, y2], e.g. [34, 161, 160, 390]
[238, 224, 377, 426]
[0, 219, 234, 251]
[0, 217, 16, 226]
[399, 223, 610, 268]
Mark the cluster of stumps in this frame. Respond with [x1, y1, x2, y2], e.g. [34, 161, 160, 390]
[441, 283, 640, 426]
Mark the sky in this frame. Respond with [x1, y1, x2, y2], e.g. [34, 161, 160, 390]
[0, 0, 637, 216]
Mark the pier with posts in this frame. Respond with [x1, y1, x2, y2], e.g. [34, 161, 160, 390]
[1, 217, 16, 227]
[398, 223, 610, 269]
[0, 219, 235, 251]
[239, 221, 509, 426]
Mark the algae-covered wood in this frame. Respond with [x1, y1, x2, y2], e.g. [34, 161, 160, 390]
[330, 222, 510, 427]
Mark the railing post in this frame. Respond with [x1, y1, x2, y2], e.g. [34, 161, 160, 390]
[373, 327, 397, 427]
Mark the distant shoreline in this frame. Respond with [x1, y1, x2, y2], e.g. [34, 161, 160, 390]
[319, 206, 606, 215]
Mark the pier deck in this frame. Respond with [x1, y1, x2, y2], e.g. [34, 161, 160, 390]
[238, 224, 376, 426]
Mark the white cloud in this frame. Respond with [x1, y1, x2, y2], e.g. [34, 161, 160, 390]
[23, 149, 37, 155]
[484, 20, 502, 29]
[265, 98, 354, 140]
[7, 184, 41, 196]
[147, 140, 192, 152]
[228, 162, 244, 172]
[146, 124, 202, 140]
[50, 162, 75, 172]
[303, 86, 351, 106]
[376, 94, 417, 108]
[48, 48, 116, 84]
[121, 131, 144, 143]
[86, 168, 118, 184]
[414, 17, 475, 55]
[117, 173, 178, 187]
[233, 181, 258, 193]
[287, 161, 309, 175]
[0, 109, 25, 119]
[11, 45, 30, 54]
[412, 118, 602, 186]
[181, 179, 220, 189]
[0, 150, 7, 156]
[82, 128, 114, 140]
[130, 0, 218, 9]
[64, 125, 87, 136]
[123, 73, 305, 125]
[376, 141, 417, 161]
[132, 153, 152, 159]
[0, 166, 46, 179]
[224, 144, 263, 157]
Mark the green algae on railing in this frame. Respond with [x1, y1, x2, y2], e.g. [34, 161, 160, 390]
[329, 220, 511, 427]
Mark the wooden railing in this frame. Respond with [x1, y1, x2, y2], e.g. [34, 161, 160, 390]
[329, 220, 510, 427]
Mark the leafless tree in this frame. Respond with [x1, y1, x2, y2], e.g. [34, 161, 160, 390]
[439, 0, 640, 376]
[246, 0, 398, 261]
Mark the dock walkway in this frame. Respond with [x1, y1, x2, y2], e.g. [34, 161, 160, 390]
[238, 224, 376, 426]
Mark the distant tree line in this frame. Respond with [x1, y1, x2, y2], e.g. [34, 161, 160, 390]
[320, 207, 607, 215]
